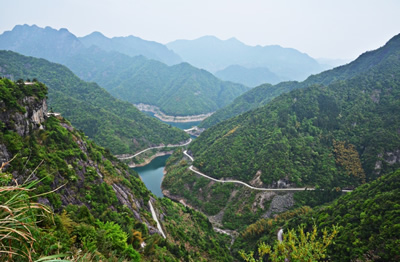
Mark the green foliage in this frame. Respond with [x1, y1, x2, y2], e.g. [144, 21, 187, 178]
[104, 62, 249, 116]
[239, 225, 338, 262]
[201, 33, 400, 128]
[155, 197, 233, 261]
[0, 50, 189, 155]
[0, 78, 234, 261]
[0, 78, 46, 113]
[191, 38, 400, 192]
[163, 149, 270, 231]
[236, 169, 400, 261]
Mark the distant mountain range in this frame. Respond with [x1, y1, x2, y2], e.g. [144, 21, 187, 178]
[79, 31, 182, 65]
[167, 35, 330, 81]
[0, 25, 248, 116]
[214, 65, 282, 87]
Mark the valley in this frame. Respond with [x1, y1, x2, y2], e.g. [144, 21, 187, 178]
[0, 16, 399, 262]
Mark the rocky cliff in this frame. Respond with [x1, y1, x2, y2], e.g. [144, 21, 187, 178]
[0, 79, 161, 236]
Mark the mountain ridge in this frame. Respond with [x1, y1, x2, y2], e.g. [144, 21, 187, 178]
[200, 32, 400, 128]
[167, 35, 327, 80]
[0, 24, 249, 117]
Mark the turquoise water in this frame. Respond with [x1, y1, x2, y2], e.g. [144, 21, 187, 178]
[134, 111, 198, 198]
[143, 111, 201, 129]
[133, 155, 171, 198]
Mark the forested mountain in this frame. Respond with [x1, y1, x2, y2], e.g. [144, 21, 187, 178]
[79, 31, 182, 65]
[0, 51, 189, 154]
[167, 35, 327, 80]
[0, 79, 233, 261]
[215, 65, 282, 87]
[0, 25, 249, 116]
[233, 168, 400, 261]
[201, 33, 398, 128]
[189, 33, 400, 191]
[0, 24, 84, 63]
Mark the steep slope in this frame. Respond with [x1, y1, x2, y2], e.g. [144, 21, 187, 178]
[79, 31, 182, 65]
[215, 65, 283, 87]
[0, 50, 189, 155]
[167, 35, 326, 80]
[201, 33, 400, 128]
[234, 168, 400, 261]
[0, 25, 249, 117]
[189, 33, 400, 190]
[0, 78, 233, 261]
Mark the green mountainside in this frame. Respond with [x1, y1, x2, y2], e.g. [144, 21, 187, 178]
[201, 33, 400, 128]
[0, 25, 249, 117]
[215, 65, 283, 87]
[0, 78, 232, 261]
[106, 62, 249, 116]
[190, 33, 400, 190]
[234, 168, 400, 261]
[79, 31, 182, 65]
[0, 50, 189, 155]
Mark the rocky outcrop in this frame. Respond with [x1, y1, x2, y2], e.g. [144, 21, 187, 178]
[263, 193, 294, 218]
[375, 149, 400, 175]
[0, 144, 10, 167]
[0, 95, 47, 137]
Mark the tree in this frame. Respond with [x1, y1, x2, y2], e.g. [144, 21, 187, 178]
[239, 224, 338, 262]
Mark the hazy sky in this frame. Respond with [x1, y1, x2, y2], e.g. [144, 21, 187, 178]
[1, 0, 399, 60]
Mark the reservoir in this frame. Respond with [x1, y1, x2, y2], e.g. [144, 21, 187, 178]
[133, 154, 170, 198]
[134, 112, 199, 198]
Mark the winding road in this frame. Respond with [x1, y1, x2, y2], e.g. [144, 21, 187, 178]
[117, 139, 192, 160]
[184, 150, 352, 193]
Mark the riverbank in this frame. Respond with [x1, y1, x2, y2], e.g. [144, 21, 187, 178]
[128, 151, 173, 168]
[134, 103, 214, 122]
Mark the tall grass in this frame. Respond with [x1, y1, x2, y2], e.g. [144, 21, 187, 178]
[0, 158, 52, 261]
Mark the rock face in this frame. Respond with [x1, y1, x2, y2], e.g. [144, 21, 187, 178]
[0, 87, 164, 238]
[0, 95, 47, 137]
[375, 150, 400, 175]
[263, 193, 295, 218]
[0, 94, 47, 166]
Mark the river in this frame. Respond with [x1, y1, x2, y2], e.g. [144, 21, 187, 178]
[133, 115, 199, 198]
[133, 154, 170, 198]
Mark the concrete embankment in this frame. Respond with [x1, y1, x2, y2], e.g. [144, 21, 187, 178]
[134, 103, 213, 122]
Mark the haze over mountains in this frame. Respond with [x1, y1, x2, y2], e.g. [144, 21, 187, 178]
[200, 34, 400, 128]
[0, 25, 249, 116]
[79, 31, 182, 65]
[167, 35, 330, 83]
[1, 20, 400, 261]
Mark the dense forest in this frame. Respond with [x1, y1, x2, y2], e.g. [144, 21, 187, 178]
[190, 33, 400, 191]
[201, 33, 400, 128]
[0, 79, 232, 261]
[234, 168, 400, 261]
[0, 51, 189, 155]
